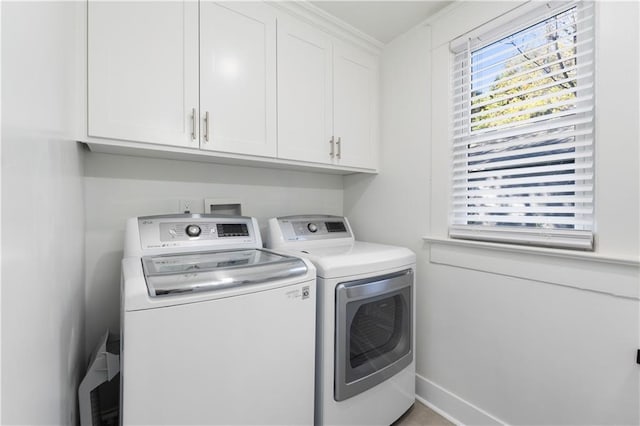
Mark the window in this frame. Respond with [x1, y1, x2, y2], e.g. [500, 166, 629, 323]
[449, 1, 595, 250]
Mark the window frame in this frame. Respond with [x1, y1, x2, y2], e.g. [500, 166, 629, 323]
[448, 0, 595, 251]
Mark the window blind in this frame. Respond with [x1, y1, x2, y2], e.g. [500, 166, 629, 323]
[449, 1, 595, 250]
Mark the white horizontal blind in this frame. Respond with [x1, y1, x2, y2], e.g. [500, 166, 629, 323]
[449, 1, 595, 250]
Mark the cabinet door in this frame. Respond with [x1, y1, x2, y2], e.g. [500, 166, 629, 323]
[199, 2, 277, 157]
[277, 17, 333, 164]
[333, 43, 379, 170]
[88, 1, 199, 147]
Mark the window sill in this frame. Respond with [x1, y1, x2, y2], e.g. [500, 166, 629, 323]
[422, 236, 639, 299]
[423, 236, 639, 266]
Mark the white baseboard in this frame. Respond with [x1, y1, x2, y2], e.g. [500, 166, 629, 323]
[415, 394, 464, 425]
[415, 374, 507, 426]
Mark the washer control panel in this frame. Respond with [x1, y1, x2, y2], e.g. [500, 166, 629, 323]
[137, 215, 257, 251]
[160, 222, 219, 242]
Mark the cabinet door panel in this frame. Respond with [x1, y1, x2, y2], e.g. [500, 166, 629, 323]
[277, 18, 333, 164]
[200, 2, 276, 157]
[88, 1, 198, 147]
[333, 44, 379, 169]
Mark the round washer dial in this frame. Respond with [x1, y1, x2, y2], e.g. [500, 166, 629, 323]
[185, 224, 202, 237]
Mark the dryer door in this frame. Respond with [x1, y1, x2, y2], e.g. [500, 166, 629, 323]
[334, 269, 413, 401]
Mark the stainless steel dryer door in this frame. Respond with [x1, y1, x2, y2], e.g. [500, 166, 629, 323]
[334, 269, 413, 401]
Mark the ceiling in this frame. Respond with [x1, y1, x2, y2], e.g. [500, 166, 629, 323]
[309, 1, 452, 44]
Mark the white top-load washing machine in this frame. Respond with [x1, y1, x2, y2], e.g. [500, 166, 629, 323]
[121, 214, 316, 425]
[266, 215, 416, 426]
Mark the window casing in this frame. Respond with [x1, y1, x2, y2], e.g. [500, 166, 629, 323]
[449, 1, 595, 250]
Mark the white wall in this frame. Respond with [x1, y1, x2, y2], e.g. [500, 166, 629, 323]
[344, 1, 639, 424]
[1, 2, 86, 424]
[83, 152, 344, 353]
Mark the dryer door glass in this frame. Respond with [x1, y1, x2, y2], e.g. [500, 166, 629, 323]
[334, 269, 413, 401]
[349, 294, 403, 368]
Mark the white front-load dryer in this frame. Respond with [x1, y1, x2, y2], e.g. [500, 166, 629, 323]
[121, 214, 317, 425]
[267, 215, 416, 426]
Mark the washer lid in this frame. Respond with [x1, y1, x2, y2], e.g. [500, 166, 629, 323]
[142, 249, 307, 297]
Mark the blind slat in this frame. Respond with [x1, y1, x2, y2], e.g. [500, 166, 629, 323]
[453, 195, 592, 205]
[452, 37, 594, 93]
[460, 95, 593, 131]
[468, 87, 592, 122]
[449, 225, 593, 250]
[452, 104, 593, 135]
[453, 144, 593, 169]
[455, 70, 593, 112]
[453, 127, 592, 153]
[453, 214, 592, 226]
[453, 115, 593, 146]
[459, 34, 594, 89]
[452, 172, 593, 190]
[453, 183, 593, 198]
[454, 205, 594, 212]
[453, 161, 593, 181]
[463, 9, 594, 70]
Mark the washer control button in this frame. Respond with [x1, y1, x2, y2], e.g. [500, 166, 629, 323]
[307, 223, 318, 233]
[185, 224, 202, 237]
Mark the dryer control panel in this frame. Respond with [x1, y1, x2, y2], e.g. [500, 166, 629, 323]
[267, 215, 354, 247]
[290, 219, 347, 236]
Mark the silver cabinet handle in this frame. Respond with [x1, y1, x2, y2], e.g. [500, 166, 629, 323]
[203, 111, 210, 143]
[191, 108, 196, 140]
[336, 137, 341, 159]
[329, 136, 335, 158]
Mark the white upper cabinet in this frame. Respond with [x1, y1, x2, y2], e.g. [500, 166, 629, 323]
[277, 19, 379, 170]
[277, 17, 333, 164]
[87, 2, 199, 147]
[199, 2, 277, 157]
[85, 1, 380, 173]
[333, 42, 379, 169]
